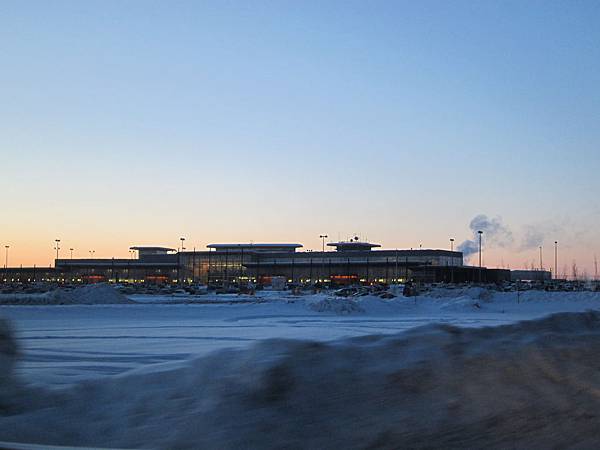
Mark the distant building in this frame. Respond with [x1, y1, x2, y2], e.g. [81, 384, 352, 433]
[510, 270, 552, 282]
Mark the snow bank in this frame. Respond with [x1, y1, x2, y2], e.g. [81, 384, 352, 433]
[0, 318, 20, 412]
[5, 311, 600, 448]
[52, 284, 134, 304]
[306, 296, 365, 314]
[0, 284, 134, 305]
[425, 286, 494, 301]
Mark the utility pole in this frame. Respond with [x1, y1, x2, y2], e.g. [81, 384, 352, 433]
[54, 239, 61, 261]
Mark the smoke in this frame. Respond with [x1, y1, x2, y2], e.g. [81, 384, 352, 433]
[457, 240, 479, 258]
[519, 226, 545, 251]
[458, 214, 514, 259]
[457, 214, 567, 265]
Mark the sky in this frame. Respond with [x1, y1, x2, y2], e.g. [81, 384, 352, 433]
[1, 0, 599, 275]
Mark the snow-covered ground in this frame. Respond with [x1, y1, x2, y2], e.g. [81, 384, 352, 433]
[2, 286, 600, 387]
[3, 305, 600, 448]
[3, 287, 600, 448]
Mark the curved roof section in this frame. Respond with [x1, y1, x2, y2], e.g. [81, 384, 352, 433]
[207, 243, 302, 253]
[207, 243, 302, 249]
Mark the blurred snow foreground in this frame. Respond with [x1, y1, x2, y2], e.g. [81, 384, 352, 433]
[5, 313, 600, 449]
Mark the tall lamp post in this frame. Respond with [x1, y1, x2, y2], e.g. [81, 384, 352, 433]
[3, 245, 7, 284]
[539, 246, 543, 271]
[179, 237, 186, 285]
[70, 248, 74, 259]
[554, 241, 558, 280]
[319, 234, 328, 284]
[449, 238, 455, 283]
[54, 239, 61, 261]
[477, 230, 483, 283]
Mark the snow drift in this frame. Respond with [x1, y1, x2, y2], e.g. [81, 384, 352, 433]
[0, 318, 19, 412]
[4, 312, 600, 448]
[306, 296, 365, 314]
[0, 284, 133, 305]
[50, 284, 133, 304]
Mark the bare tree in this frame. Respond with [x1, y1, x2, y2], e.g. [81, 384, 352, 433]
[582, 269, 589, 281]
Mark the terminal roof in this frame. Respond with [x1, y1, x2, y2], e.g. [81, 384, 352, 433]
[129, 246, 176, 252]
[327, 241, 381, 251]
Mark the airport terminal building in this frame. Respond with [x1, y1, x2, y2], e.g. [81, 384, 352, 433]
[43, 240, 503, 285]
[3, 240, 520, 285]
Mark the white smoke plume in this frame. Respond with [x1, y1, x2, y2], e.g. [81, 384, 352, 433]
[458, 214, 514, 259]
[519, 225, 545, 251]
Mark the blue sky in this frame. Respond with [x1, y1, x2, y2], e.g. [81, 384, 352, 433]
[1, 0, 599, 272]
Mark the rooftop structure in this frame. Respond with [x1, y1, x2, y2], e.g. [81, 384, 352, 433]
[327, 241, 382, 252]
[129, 246, 176, 257]
[206, 243, 302, 253]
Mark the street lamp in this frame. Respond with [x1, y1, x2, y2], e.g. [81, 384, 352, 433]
[554, 241, 558, 280]
[54, 239, 61, 260]
[319, 234, 328, 284]
[477, 231, 483, 267]
[449, 238, 455, 283]
[4, 245, 8, 269]
[70, 248, 74, 259]
[539, 246, 543, 271]
[179, 237, 186, 285]
[89, 250, 95, 258]
[477, 231, 483, 283]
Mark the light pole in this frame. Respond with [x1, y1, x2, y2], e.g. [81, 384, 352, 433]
[54, 239, 61, 261]
[70, 248, 74, 259]
[450, 238, 455, 284]
[554, 241, 558, 280]
[477, 230, 483, 283]
[539, 246, 543, 271]
[4, 245, 8, 269]
[179, 237, 186, 285]
[319, 234, 328, 284]
[89, 250, 95, 258]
